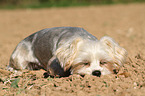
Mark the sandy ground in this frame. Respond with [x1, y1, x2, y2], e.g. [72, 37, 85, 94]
[0, 3, 145, 96]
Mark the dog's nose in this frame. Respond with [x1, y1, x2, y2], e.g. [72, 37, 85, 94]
[92, 70, 101, 77]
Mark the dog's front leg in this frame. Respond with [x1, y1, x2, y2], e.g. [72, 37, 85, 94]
[43, 56, 64, 78]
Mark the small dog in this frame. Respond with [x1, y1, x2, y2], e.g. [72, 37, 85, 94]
[8, 27, 127, 77]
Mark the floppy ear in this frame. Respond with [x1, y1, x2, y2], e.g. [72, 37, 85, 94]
[100, 36, 127, 69]
[55, 38, 82, 71]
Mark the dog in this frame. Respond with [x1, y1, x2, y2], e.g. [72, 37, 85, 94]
[8, 27, 127, 77]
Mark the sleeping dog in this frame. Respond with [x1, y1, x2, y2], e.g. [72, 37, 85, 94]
[8, 27, 127, 77]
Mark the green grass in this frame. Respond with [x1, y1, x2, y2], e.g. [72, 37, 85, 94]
[0, 0, 145, 9]
[0, 1, 92, 9]
[11, 78, 20, 88]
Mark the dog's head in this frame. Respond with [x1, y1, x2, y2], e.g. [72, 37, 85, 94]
[56, 36, 127, 77]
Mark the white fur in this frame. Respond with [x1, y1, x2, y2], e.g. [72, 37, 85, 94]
[8, 41, 39, 70]
[56, 36, 127, 76]
[71, 40, 112, 75]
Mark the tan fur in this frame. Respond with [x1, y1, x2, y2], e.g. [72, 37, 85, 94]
[55, 38, 83, 71]
[100, 36, 127, 70]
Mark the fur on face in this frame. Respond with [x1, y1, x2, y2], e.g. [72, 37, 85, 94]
[55, 36, 127, 77]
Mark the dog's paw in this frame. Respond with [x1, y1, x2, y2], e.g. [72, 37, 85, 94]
[43, 72, 51, 78]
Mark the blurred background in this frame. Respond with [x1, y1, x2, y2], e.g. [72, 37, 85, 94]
[0, 0, 145, 9]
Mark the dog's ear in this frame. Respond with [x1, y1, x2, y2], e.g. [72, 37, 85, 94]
[100, 36, 127, 68]
[56, 38, 83, 71]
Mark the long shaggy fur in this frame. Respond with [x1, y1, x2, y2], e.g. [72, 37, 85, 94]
[8, 27, 127, 77]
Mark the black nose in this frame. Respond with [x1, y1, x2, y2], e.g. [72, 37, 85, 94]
[92, 70, 101, 77]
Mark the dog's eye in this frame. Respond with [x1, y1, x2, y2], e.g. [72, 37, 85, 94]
[83, 61, 90, 66]
[100, 61, 107, 65]
[83, 62, 89, 65]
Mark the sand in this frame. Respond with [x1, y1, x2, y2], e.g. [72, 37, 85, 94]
[0, 3, 145, 96]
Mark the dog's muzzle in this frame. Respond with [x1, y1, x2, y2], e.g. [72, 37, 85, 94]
[92, 70, 101, 77]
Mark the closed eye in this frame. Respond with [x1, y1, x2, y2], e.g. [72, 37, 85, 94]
[72, 61, 90, 69]
[100, 60, 108, 65]
[83, 62, 89, 65]
[83, 61, 90, 66]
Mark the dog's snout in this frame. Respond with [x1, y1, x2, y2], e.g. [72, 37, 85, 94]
[92, 70, 101, 77]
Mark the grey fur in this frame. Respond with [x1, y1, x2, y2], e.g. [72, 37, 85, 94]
[9, 27, 98, 77]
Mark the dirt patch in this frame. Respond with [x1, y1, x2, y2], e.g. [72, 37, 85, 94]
[0, 3, 145, 96]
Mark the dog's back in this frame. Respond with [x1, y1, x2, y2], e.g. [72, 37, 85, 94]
[8, 27, 97, 71]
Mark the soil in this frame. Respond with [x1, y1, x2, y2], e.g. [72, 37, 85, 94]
[0, 3, 145, 96]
